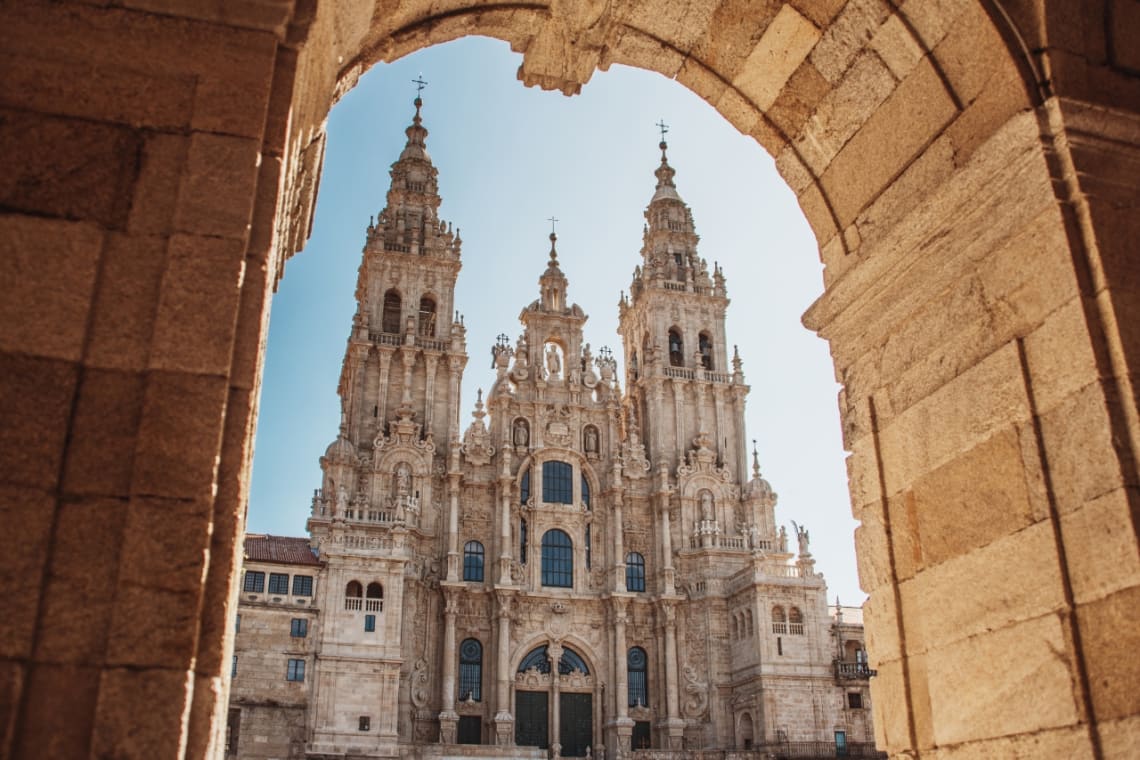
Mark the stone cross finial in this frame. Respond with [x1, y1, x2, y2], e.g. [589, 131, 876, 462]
[413, 74, 428, 94]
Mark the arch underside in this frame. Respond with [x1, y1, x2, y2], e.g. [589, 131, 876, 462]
[2, 2, 1139, 759]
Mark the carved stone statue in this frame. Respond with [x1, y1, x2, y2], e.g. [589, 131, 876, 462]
[779, 525, 788, 553]
[584, 426, 598, 453]
[513, 418, 529, 447]
[396, 463, 411, 496]
[545, 343, 561, 378]
[336, 484, 349, 514]
[699, 490, 714, 522]
[793, 521, 810, 555]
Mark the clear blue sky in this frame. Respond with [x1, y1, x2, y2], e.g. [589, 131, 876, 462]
[248, 37, 864, 605]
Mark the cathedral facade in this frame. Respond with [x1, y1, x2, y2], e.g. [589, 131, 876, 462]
[227, 98, 878, 760]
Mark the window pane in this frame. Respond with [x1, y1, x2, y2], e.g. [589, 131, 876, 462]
[520, 469, 530, 504]
[459, 639, 482, 701]
[581, 475, 590, 509]
[292, 575, 313, 596]
[243, 571, 264, 592]
[286, 659, 305, 682]
[463, 541, 484, 582]
[541, 529, 573, 587]
[542, 461, 573, 503]
[268, 573, 289, 595]
[364, 614, 376, 632]
[520, 518, 527, 564]
[290, 618, 307, 637]
[628, 647, 648, 707]
[626, 552, 646, 592]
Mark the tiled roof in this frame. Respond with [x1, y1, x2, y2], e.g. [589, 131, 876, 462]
[244, 534, 321, 566]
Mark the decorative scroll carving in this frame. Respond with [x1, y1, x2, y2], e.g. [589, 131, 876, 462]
[676, 431, 730, 481]
[410, 657, 430, 708]
[681, 664, 709, 718]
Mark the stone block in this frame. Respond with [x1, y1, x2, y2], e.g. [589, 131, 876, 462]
[0, 50, 194, 129]
[931, 0, 1016, 107]
[185, 671, 226, 760]
[0, 354, 78, 491]
[1079, 584, 1140, 723]
[86, 234, 168, 372]
[105, 581, 203, 669]
[732, 4, 821, 111]
[766, 61, 830, 152]
[173, 132, 260, 240]
[821, 57, 958, 227]
[1099, 713, 1140, 760]
[908, 520, 1066, 652]
[920, 723, 1095, 759]
[862, 588, 901, 664]
[944, 59, 1033, 168]
[127, 133, 190, 236]
[33, 497, 126, 665]
[909, 429, 1038, 570]
[852, 503, 892, 594]
[810, 0, 891, 83]
[0, 485, 54, 660]
[117, 496, 213, 596]
[676, 57, 729, 112]
[1109, 0, 1140, 71]
[1059, 487, 1140, 606]
[795, 181, 838, 248]
[869, 12, 924, 81]
[246, 152, 285, 266]
[1022, 297, 1101, 417]
[0, 109, 140, 229]
[131, 370, 228, 501]
[149, 234, 246, 376]
[868, 656, 912, 751]
[62, 370, 146, 497]
[689, 0, 781, 81]
[845, 435, 879, 515]
[0, 215, 103, 362]
[787, 0, 845, 27]
[774, 143, 815, 195]
[1038, 381, 1130, 515]
[926, 613, 1081, 746]
[712, 84, 762, 139]
[0, 659, 26, 757]
[91, 666, 193, 759]
[898, 0, 971, 50]
[878, 343, 1030, 497]
[12, 663, 100, 760]
[885, 490, 921, 582]
[795, 52, 896, 175]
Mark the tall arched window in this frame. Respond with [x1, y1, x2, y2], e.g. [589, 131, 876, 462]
[418, 295, 436, 336]
[772, 605, 787, 634]
[345, 580, 362, 610]
[585, 524, 591, 570]
[520, 518, 528, 564]
[520, 468, 531, 505]
[541, 529, 573, 587]
[458, 639, 482, 701]
[381, 289, 401, 333]
[581, 474, 591, 509]
[628, 647, 648, 707]
[463, 541, 484, 582]
[542, 460, 573, 503]
[366, 582, 383, 612]
[668, 329, 684, 367]
[626, 552, 646, 592]
[789, 606, 804, 634]
[699, 332, 713, 369]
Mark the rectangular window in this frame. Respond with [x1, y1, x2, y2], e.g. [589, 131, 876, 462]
[292, 574, 313, 596]
[225, 708, 241, 756]
[243, 571, 265, 593]
[286, 659, 305, 682]
[231, 655, 237, 677]
[847, 692, 863, 709]
[235, 614, 241, 633]
[268, 573, 289, 595]
[541, 461, 573, 503]
[290, 618, 308, 638]
[364, 614, 376, 632]
[458, 715, 482, 745]
[359, 716, 371, 732]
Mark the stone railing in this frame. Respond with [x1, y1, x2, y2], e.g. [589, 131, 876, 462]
[631, 741, 886, 759]
[834, 660, 877, 680]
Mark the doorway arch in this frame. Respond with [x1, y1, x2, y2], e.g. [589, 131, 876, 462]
[4, 4, 1138, 760]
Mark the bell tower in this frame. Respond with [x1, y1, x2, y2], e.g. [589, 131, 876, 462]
[617, 134, 750, 485]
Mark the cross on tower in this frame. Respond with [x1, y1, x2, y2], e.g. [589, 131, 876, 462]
[412, 74, 428, 94]
[656, 119, 669, 141]
[547, 216, 559, 235]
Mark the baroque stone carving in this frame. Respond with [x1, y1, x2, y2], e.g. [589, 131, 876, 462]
[460, 389, 496, 465]
[681, 664, 709, 718]
[410, 657, 430, 708]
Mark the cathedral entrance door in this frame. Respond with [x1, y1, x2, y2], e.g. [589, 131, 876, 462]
[515, 691, 549, 749]
[559, 692, 592, 757]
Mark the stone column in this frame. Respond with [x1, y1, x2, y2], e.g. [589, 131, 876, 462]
[548, 642, 563, 758]
[499, 447, 514, 584]
[659, 601, 683, 749]
[494, 592, 515, 745]
[438, 589, 459, 742]
[446, 470, 460, 581]
[423, 354, 439, 432]
[656, 471, 675, 594]
[611, 462, 626, 592]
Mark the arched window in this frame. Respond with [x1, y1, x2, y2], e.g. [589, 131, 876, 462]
[463, 541, 484, 582]
[541, 529, 573, 587]
[366, 582, 383, 612]
[789, 606, 804, 634]
[520, 468, 531, 505]
[517, 645, 590, 675]
[381, 289, 401, 333]
[519, 518, 528, 564]
[581, 473, 591, 509]
[668, 329, 684, 367]
[772, 605, 787, 634]
[699, 332, 713, 369]
[542, 460, 573, 503]
[345, 580, 362, 611]
[628, 647, 648, 707]
[418, 295, 436, 336]
[626, 552, 646, 592]
[585, 524, 591, 570]
[458, 639, 482, 701]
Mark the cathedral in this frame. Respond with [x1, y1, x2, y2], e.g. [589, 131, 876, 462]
[226, 97, 878, 759]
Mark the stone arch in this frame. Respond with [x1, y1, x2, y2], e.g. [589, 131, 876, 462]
[737, 711, 755, 750]
[381, 287, 403, 333]
[5, 4, 1138, 759]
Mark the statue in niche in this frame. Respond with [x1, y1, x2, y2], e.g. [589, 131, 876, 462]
[584, 426, 598, 454]
[779, 525, 788, 553]
[395, 463, 411, 497]
[336, 484, 349, 515]
[699, 490, 714, 522]
[513, 418, 529, 447]
[545, 343, 561, 378]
